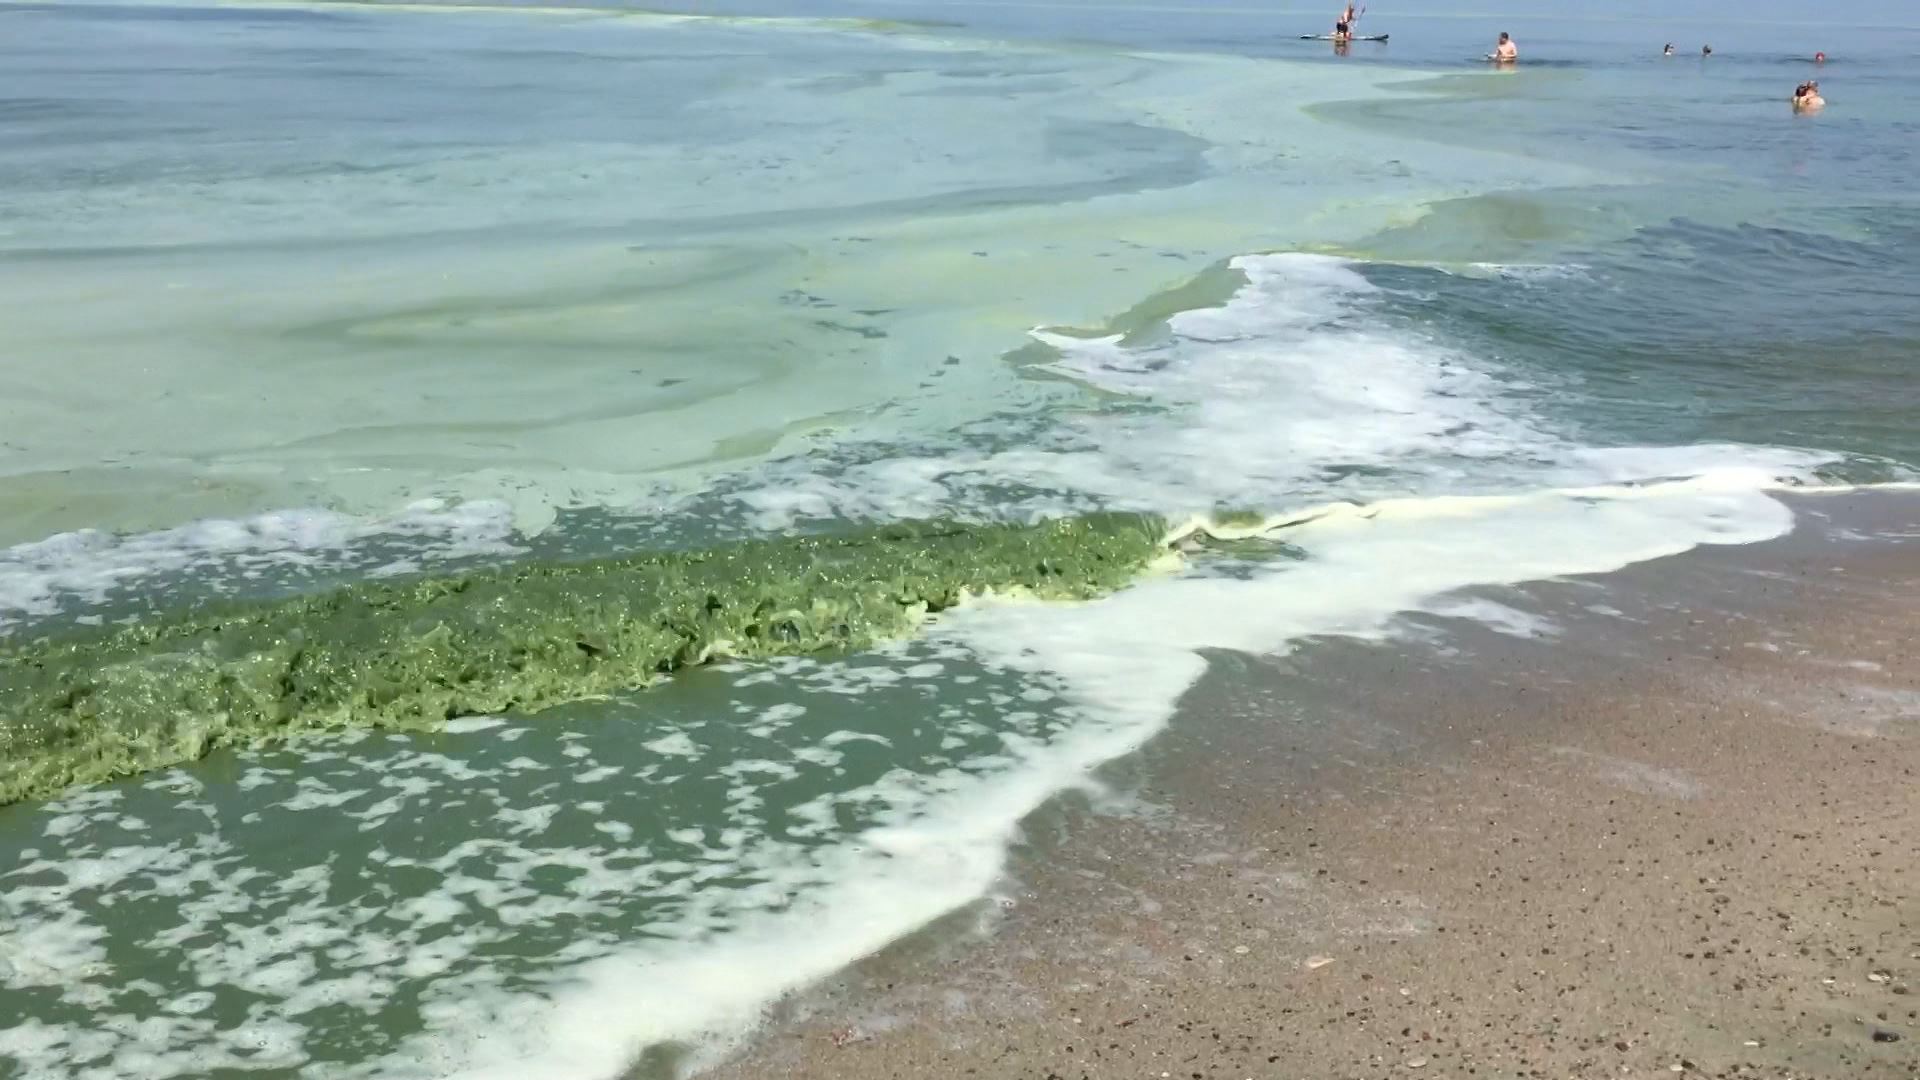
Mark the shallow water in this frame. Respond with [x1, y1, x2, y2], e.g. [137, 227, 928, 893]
[1, 2, 1916, 1077]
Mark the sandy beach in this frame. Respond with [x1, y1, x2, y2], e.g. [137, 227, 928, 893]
[697, 491, 1919, 1080]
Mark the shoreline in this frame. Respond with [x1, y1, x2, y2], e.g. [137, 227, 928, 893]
[695, 490, 1918, 1080]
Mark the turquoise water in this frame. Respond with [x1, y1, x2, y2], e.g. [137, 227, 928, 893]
[1, 2, 1916, 1077]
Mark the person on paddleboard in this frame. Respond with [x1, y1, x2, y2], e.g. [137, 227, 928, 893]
[1334, 2, 1358, 42]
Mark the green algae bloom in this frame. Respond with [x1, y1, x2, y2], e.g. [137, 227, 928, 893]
[0, 514, 1171, 807]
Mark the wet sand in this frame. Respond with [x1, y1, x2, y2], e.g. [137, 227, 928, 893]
[696, 490, 1919, 1080]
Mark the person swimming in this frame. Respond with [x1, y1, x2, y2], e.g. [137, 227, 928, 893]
[1814, 51, 1827, 63]
[1492, 32, 1517, 63]
[1702, 44, 1713, 56]
[1793, 80, 1825, 111]
[1663, 43, 1675, 56]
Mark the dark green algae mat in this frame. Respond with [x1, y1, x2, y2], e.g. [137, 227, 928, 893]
[0, 513, 1174, 808]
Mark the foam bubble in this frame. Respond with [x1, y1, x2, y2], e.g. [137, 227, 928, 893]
[1424, 597, 1562, 639]
[1566, 444, 1837, 487]
[642, 733, 703, 760]
[1462, 262, 1593, 283]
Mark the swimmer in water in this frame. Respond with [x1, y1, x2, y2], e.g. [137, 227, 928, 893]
[1793, 80, 1825, 111]
[1664, 43, 1675, 56]
[1702, 44, 1713, 56]
[1814, 51, 1826, 63]
[1492, 32, 1517, 63]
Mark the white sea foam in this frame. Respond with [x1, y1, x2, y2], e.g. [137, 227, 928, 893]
[738, 253, 1541, 527]
[733, 253, 1833, 531]
[642, 732, 703, 760]
[0, 477, 1813, 1080]
[1017, 255, 1523, 505]
[0, 499, 521, 629]
[442, 717, 508, 736]
[0, 247, 1859, 1080]
[1564, 444, 1838, 486]
[0, 253, 1831, 640]
[1424, 597, 1562, 639]
[1462, 262, 1593, 283]
[306, 475, 1793, 1080]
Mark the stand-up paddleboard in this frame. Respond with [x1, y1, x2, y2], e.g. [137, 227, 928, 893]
[1301, 33, 1388, 41]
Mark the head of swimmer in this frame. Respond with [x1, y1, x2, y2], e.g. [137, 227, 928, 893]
[1663, 43, 1674, 55]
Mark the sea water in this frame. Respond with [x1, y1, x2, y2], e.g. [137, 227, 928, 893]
[1, 1, 1916, 1077]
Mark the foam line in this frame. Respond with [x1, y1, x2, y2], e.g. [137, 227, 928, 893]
[378, 473, 1796, 1080]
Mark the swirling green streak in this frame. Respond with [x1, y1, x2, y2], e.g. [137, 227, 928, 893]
[0, 514, 1171, 807]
